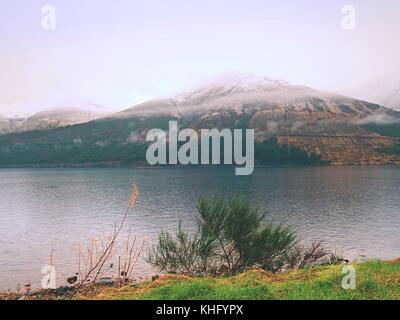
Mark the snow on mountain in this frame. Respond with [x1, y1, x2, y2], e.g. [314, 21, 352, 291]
[0, 107, 107, 134]
[2, 73, 400, 166]
[120, 72, 396, 124]
[0, 116, 12, 134]
[16, 107, 106, 131]
[174, 72, 291, 104]
[0, 114, 25, 134]
[111, 73, 400, 165]
[120, 73, 300, 116]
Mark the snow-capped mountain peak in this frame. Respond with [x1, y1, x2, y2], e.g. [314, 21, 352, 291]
[174, 72, 291, 105]
[199, 72, 291, 90]
[120, 72, 399, 127]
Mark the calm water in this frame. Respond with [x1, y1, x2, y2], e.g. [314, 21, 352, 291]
[0, 167, 400, 290]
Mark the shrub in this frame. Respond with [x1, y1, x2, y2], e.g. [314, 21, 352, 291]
[146, 222, 215, 275]
[147, 195, 334, 275]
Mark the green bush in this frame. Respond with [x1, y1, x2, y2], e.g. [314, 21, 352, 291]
[147, 195, 334, 275]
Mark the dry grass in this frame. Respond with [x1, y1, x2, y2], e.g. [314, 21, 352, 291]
[71, 181, 140, 298]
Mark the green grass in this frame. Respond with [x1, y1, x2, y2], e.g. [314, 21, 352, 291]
[87, 260, 400, 300]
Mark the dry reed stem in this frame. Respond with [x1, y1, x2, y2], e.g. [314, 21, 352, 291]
[70, 181, 139, 298]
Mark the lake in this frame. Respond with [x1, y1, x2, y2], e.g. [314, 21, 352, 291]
[0, 166, 399, 290]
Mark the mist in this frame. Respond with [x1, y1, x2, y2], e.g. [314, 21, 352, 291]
[1, 0, 400, 116]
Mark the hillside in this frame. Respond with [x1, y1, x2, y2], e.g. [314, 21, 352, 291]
[0, 116, 12, 134]
[14, 107, 106, 132]
[0, 107, 106, 134]
[120, 73, 399, 135]
[0, 116, 24, 134]
[1, 73, 400, 167]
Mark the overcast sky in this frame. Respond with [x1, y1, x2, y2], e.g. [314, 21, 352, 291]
[0, 0, 399, 116]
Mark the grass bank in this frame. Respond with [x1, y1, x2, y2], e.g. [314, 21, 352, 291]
[80, 259, 400, 300]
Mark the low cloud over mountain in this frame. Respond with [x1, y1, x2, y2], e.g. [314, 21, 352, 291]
[344, 72, 400, 111]
[118, 72, 400, 138]
[1, 73, 400, 167]
[0, 107, 107, 134]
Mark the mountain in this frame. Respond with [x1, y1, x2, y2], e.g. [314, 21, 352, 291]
[14, 107, 106, 132]
[0, 116, 12, 134]
[120, 72, 399, 138]
[120, 73, 292, 117]
[1, 72, 400, 167]
[345, 72, 400, 111]
[0, 115, 24, 134]
[0, 107, 106, 134]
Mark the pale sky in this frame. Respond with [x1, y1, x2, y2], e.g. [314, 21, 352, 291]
[0, 0, 400, 116]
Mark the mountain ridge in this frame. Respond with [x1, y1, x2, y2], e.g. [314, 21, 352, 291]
[118, 73, 400, 139]
[0, 106, 107, 134]
[1, 73, 400, 167]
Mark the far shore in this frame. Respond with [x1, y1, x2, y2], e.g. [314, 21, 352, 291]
[1, 163, 400, 169]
